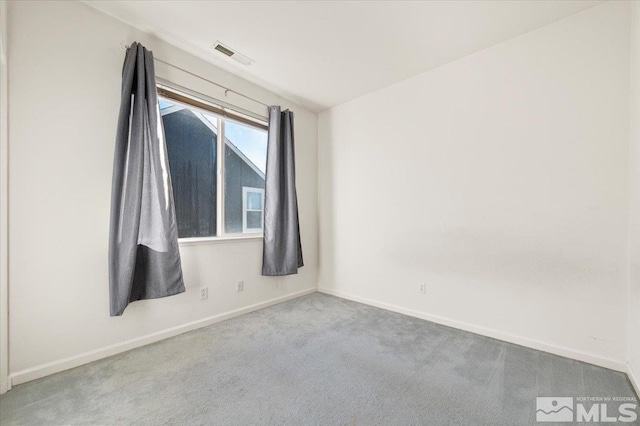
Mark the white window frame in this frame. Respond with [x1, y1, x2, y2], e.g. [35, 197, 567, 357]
[242, 187, 265, 234]
[157, 84, 268, 245]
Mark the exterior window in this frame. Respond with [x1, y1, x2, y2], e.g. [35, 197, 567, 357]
[159, 87, 268, 240]
[242, 187, 264, 233]
[224, 119, 267, 233]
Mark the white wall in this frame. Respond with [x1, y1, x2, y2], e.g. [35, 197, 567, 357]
[629, 0, 640, 392]
[319, 2, 631, 370]
[0, 0, 10, 394]
[7, 0, 317, 384]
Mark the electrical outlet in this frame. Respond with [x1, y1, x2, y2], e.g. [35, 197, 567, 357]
[236, 281, 244, 292]
[200, 287, 208, 300]
[419, 283, 426, 294]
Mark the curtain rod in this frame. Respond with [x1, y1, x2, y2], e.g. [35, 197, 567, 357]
[122, 43, 271, 109]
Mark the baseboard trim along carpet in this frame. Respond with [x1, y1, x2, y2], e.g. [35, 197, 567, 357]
[9, 287, 317, 387]
[628, 363, 640, 398]
[318, 288, 628, 373]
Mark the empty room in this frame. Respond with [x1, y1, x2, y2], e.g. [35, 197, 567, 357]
[0, 0, 639, 424]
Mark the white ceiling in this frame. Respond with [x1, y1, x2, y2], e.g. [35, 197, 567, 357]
[84, 0, 602, 112]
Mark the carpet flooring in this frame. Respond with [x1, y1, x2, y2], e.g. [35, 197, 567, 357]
[0, 293, 637, 425]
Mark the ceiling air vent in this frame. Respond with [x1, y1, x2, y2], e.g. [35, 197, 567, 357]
[212, 41, 254, 66]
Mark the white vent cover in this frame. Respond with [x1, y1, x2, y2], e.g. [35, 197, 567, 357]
[212, 41, 254, 66]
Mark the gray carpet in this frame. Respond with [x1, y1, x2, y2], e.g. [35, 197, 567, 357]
[0, 293, 637, 425]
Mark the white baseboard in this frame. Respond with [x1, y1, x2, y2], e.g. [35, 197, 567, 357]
[9, 288, 317, 387]
[628, 363, 640, 398]
[319, 288, 628, 373]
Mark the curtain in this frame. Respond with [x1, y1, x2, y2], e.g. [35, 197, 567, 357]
[108, 42, 185, 316]
[262, 106, 304, 276]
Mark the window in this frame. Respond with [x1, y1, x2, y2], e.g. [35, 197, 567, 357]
[158, 86, 268, 240]
[242, 187, 264, 233]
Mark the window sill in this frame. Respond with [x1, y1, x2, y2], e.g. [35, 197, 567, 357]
[178, 235, 263, 246]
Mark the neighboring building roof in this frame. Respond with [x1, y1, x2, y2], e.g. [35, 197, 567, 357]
[160, 106, 265, 180]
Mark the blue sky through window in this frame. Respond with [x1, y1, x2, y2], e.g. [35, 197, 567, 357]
[159, 99, 173, 110]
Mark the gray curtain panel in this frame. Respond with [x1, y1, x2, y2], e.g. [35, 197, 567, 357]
[108, 42, 185, 316]
[262, 106, 304, 276]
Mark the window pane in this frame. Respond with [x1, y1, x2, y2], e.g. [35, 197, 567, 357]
[247, 191, 262, 210]
[226, 120, 267, 174]
[160, 97, 218, 238]
[246, 211, 262, 230]
[224, 120, 267, 234]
